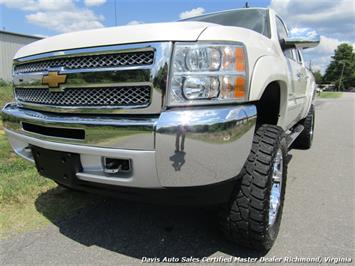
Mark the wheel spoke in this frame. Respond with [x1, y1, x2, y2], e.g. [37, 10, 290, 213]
[269, 149, 283, 226]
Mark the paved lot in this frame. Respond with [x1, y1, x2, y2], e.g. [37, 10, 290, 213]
[1, 94, 354, 265]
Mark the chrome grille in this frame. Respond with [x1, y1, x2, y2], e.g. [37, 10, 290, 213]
[14, 51, 154, 74]
[15, 87, 151, 107]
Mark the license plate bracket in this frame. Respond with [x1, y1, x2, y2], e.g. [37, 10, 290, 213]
[31, 145, 82, 185]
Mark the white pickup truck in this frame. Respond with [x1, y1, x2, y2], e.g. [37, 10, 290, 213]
[2, 8, 319, 250]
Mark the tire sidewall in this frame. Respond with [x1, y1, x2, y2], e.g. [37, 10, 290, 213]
[218, 125, 289, 251]
[309, 107, 315, 144]
[305, 105, 315, 148]
[292, 104, 315, 150]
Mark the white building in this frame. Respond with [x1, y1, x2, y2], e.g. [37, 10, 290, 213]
[0, 30, 42, 81]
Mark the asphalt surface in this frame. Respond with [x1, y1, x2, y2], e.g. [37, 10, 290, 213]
[1, 93, 354, 265]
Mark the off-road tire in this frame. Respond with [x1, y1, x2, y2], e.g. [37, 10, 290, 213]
[292, 105, 315, 149]
[218, 124, 288, 250]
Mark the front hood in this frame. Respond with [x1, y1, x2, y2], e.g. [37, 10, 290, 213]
[15, 22, 213, 59]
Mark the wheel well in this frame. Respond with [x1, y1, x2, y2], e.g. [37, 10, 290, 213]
[256, 82, 280, 127]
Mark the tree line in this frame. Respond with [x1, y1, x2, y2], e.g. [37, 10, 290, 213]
[312, 43, 355, 90]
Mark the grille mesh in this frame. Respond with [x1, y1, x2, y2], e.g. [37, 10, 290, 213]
[15, 87, 151, 107]
[14, 51, 154, 74]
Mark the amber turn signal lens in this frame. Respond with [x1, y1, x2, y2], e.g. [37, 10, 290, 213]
[235, 47, 245, 72]
[234, 77, 246, 98]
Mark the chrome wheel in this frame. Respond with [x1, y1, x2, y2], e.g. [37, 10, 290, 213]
[269, 148, 283, 226]
[310, 114, 314, 140]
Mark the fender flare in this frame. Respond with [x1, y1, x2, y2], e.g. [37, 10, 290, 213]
[249, 55, 290, 127]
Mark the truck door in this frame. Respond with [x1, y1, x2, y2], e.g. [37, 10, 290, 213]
[275, 16, 305, 127]
[294, 49, 308, 101]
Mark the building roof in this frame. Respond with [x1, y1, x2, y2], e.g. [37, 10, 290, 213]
[0, 30, 43, 40]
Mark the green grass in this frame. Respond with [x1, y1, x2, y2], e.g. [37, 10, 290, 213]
[318, 91, 343, 99]
[0, 83, 14, 109]
[0, 84, 101, 238]
[0, 122, 101, 238]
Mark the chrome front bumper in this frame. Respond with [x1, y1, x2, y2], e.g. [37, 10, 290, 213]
[2, 103, 256, 188]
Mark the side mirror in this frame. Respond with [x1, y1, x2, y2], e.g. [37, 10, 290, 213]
[283, 28, 320, 49]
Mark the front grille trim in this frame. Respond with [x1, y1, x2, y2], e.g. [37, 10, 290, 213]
[15, 86, 152, 108]
[13, 42, 172, 115]
[14, 51, 154, 74]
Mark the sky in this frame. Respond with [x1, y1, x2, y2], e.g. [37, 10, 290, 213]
[0, 0, 354, 73]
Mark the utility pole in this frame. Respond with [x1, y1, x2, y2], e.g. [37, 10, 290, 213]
[338, 61, 345, 91]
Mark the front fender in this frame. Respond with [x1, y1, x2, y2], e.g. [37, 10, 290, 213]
[249, 55, 289, 101]
[249, 55, 290, 128]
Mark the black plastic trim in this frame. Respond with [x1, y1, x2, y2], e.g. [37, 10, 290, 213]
[23, 122, 85, 140]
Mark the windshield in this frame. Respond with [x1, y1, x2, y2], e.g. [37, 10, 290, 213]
[182, 9, 270, 38]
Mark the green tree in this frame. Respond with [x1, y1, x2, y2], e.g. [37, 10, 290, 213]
[312, 70, 323, 84]
[323, 43, 355, 90]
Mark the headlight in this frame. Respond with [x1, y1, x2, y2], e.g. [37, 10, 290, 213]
[185, 47, 221, 71]
[168, 42, 248, 106]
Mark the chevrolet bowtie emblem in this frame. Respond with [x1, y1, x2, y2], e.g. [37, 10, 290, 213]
[42, 71, 67, 89]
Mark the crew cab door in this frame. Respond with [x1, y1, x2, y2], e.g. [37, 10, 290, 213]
[294, 49, 308, 99]
[275, 17, 305, 127]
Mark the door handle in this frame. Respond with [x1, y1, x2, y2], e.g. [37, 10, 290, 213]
[296, 72, 308, 81]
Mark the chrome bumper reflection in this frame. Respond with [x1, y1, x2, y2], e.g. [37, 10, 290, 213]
[155, 105, 256, 186]
[2, 103, 157, 150]
[2, 104, 256, 187]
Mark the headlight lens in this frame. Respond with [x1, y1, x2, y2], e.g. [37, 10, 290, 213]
[168, 43, 248, 106]
[183, 76, 220, 99]
[185, 47, 221, 71]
